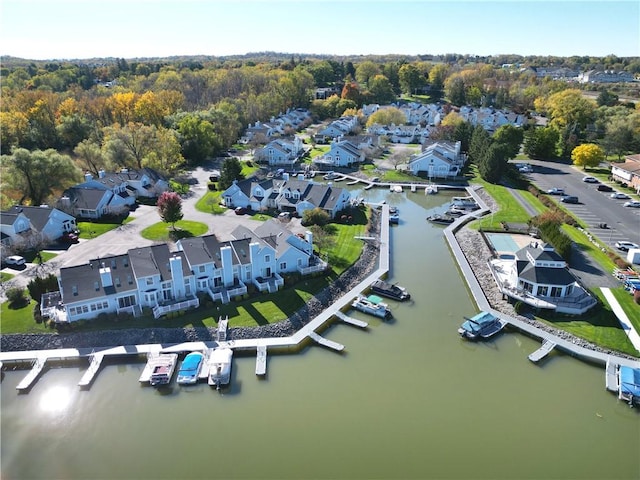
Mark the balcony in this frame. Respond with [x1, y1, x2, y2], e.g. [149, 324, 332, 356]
[253, 273, 284, 293]
[152, 296, 199, 319]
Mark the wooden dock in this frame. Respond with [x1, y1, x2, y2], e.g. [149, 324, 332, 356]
[308, 332, 344, 351]
[528, 340, 556, 363]
[605, 359, 619, 392]
[138, 353, 178, 383]
[16, 357, 47, 392]
[255, 345, 267, 376]
[78, 353, 104, 388]
[334, 311, 368, 328]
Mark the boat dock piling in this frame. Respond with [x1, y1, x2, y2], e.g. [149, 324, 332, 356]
[528, 340, 556, 363]
[78, 353, 104, 388]
[16, 357, 47, 392]
[255, 345, 267, 376]
[334, 311, 368, 328]
[605, 359, 619, 392]
[308, 332, 345, 352]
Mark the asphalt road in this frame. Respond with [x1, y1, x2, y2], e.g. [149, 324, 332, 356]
[522, 160, 640, 250]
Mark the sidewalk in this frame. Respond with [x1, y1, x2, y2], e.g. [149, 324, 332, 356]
[601, 287, 640, 353]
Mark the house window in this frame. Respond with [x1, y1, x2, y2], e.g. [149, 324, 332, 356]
[127, 275, 133, 285]
[115, 277, 121, 287]
[111, 259, 116, 268]
[118, 295, 136, 308]
[522, 282, 533, 294]
[566, 285, 574, 296]
[72, 286, 78, 296]
[94, 281, 100, 291]
[265, 255, 270, 262]
[550, 287, 562, 297]
[146, 278, 154, 286]
[537, 286, 549, 297]
[280, 262, 286, 270]
[185, 284, 191, 295]
[199, 265, 206, 273]
[123, 258, 129, 267]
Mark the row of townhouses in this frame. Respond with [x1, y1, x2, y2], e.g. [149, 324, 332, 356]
[222, 176, 352, 218]
[241, 108, 312, 144]
[42, 220, 327, 323]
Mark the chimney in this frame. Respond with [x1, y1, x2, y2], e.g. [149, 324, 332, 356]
[304, 230, 313, 254]
[98, 169, 106, 178]
[84, 172, 93, 182]
[169, 256, 185, 298]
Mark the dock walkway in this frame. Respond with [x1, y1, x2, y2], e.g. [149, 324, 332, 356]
[528, 341, 556, 363]
[255, 345, 267, 376]
[308, 332, 345, 351]
[335, 311, 368, 328]
[78, 352, 104, 388]
[16, 357, 47, 392]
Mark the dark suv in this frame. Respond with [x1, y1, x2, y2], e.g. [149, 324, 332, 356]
[597, 184, 613, 192]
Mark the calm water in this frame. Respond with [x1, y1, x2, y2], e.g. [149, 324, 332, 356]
[2, 188, 639, 480]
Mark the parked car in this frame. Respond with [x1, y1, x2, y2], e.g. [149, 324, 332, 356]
[234, 206, 248, 215]
[582, 176, 598, 183]
[4, 255, 26, 267]
[278, 211, 291, 219]
[519, 165, 533, 173]
[597, 184, 613, 192]
[615, 241, 639, 251]
[561, 195, 579, 204]
[623, 200, 640, 208]
[547, 187, 565, 195]
[61, 232, 79, 243]
[610, 192, 631, 200]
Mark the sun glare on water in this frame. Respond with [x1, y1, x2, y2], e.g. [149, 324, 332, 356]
[39, 386, 72, 413]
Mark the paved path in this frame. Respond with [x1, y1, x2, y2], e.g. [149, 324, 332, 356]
[601, 287, 640, 352]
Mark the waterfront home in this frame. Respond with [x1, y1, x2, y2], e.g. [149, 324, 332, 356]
[46, 221, 323, 323]
[254, 137, 305, 166]
[317, 116, 359, 139]
[222, 177, 351, 219]
[408, 141, 466, 178]
[314, 139, 365, 167]
[1, 205, 77, 248]
[488, 241, 597, 315]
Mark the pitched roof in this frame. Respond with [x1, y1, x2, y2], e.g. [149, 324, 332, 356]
[5, 205, 56, 231]
[59, 254, 136, 303]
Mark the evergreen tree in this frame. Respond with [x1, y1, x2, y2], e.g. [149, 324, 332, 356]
[478, 143, 508, 184]
[219, 157, 244, 190]
[468, 125, 491, 164]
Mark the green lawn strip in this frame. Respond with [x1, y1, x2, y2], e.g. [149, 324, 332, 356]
[140, 220, 208, 242]
[77, 217, 132, 239]
[194, 190, 226, 214]
[0, 300, 50, 334]
[609, 288, 640, 337]
[380, 170, 422, 183]
[241, 163, 260, 178]
[308, 145, 330, 159]
[468, 178, 531, 229]
[1, 272, 15, 282]
[560, 224, 620, 273]
[21, 250, 58, 263]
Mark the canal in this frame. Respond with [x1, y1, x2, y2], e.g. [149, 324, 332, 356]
[2, 187, 639, 480]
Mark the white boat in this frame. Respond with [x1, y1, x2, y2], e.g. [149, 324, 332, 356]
[176, 351, 205, 385]
[390, 185, 402, 193]
[451, 196, 479, 209]
[148, 354, 178, 387]
[351, 295, 392, 319]
[458, 311, 507, 340]
[370, 279, 410, 301]
[425, 184, 438, 195]
[208, 348, 233, 389]
[618, 365, 640, 406]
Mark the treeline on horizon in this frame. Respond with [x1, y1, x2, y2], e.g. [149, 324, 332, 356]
[1, 51, 639, 208]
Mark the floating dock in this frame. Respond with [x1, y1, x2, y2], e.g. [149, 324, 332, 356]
[217, 316, 228, 342]
[528, 340, 556, 363]
[334, 311, 368, 328]
[255, 345, 267, 376]
[308, 332, 344, 351]
[605, 359, 619, 392]
[78, 353, 104, 388]
[16, 357, 47, 392]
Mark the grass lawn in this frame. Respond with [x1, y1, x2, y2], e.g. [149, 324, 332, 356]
[77, 217, 133, 239]
[1, 272, 15, 282]
[610, 288, 640, 336]
[241, 162, 260, 178]
[140, 220, 209, 242]
[0, 299, 50, 334]
[195, 190, 226, 214]
[308, 145, 330, 159]
[469, 182, 531, 230]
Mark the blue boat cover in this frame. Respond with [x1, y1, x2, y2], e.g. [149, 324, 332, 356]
[461, 311, 497, 333]
[179, 352, 203, 373]
[619, 366, 640, 397]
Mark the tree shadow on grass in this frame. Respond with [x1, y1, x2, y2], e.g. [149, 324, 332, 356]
[169, 229, 195, 241]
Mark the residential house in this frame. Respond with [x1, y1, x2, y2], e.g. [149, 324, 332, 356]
[611, 154, 640, 194]
[408, 141, 465, 178]
[222, 177, 351, 219]
[255, 137, 305, 166]
[489, 241, 597, 315]
[1, 205, 76, 248]
[578, 70, 635, 83]
[314, 139, 365, 167]
[317, 116, 359, 138]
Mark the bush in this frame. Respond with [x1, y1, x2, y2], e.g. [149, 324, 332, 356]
[6, 287, 29, 307]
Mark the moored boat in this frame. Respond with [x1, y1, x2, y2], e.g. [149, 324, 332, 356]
[176, 351, 205, 385]
[370, 279, 410, 301]
[425, 184, 438, 195]
[451, 196, 478, 209]
[351, 294, 392, 319]
[389, 213, 400, 224]
[208, 348, 233, 389]
[427, 214, 455, 225]
[458, 311, 507, 340]
[618, 365, 640, 406]
[148, 354, 178, 387]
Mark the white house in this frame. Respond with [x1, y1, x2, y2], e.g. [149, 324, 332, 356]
[408, 141, 465, 178]
[318, 116, 358, 138]
[45, 220, 326, 323]
[315, 139, 365, 167]
[2, 205, 76, 246]
[0, 210, 32, 247]
[255, 137, 305, 166]
[489, 241, 597, 315]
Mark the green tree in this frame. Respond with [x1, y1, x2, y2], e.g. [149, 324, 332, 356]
[302, 208, 330, 227]
[597, 89, 619, 107]
[468, 125, 491, 164]
[445, 76, 466, 106]
[1, 148, 79, 205]
[523, 126, 559, 159]
[355, 61, 380, 87]
[398, 63, 424, 95]
[478, 143, 508, 184]
[571, 143, 605, 169]
[219, 157, 244, 190]
[157, 191, 183, 230]
[365, 107, 406, 127]
[175, 114, 219, 163]
[492, 124, 524, 159]
[427, 63, 449, 98]
[367, 75, 396, 104]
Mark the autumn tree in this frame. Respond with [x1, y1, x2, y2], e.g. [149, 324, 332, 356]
[365, 107, 406, 127]
[571, 143, 605, 169]
[355, 61, 380, 87]
[398, 63, 425, 95]
[1, 148, 79, 205]
[157, 191, 183, 231]
[367, 75, 396, 104]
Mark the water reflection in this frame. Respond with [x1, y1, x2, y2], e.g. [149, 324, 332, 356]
[39, 385, 72, 413]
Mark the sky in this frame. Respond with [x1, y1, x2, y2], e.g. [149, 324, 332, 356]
[1, 0, 638, 60]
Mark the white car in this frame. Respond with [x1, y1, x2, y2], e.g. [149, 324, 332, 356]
[610, 192, 631, 200]
[623, 200, 640, 208]
[582, 176, 598, 183]
[4, 255, 26, 267]
[615, 241, 639, 251]
[547, 187, 565, 195]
